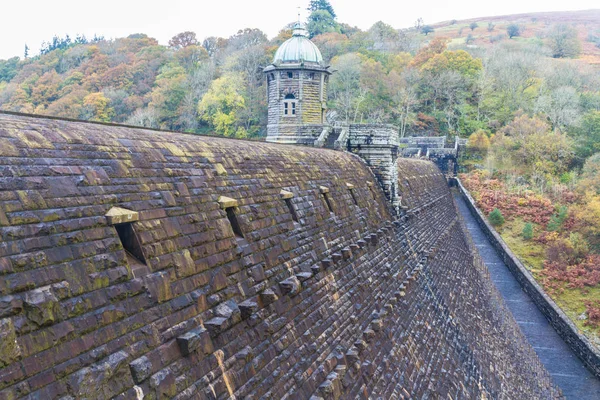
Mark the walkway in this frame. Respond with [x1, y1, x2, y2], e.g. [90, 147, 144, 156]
[453, 192, 600, 399]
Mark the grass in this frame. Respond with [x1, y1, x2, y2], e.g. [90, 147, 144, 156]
[498, 218, 545, 272]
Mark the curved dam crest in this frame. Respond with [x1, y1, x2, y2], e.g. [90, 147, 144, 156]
[0, 113, 559, 399]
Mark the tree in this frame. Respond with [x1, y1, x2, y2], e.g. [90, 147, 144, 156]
[24, 44, 29, 59]
[578, 153, 600, 194]
[421, 50, 483, 78]
[307, 0, 336, 18]
[467, 130, 490, 153]
[169, 31, 199, 49]
[329, 53, 365, 124]
[421, 26, 434, 36]
[535, 86, 581, 131]
[81, 92, 113, 122]
[547, 24, 581, 58]
[0, 57, 19, 83]
[507, 24, 521, 39]
[487, 22, 495, 32]
[197, 74, 248, 137]
[522, 223, 534, 240]
[409, 37, 450, 68]
[307, 10, 340, 38]
[469, 22, 479, 31]
[488, 208, 505, 226]
[571, 111, 600, 160]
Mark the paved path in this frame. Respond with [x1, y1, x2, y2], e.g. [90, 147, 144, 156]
[454, 192, 600, 399]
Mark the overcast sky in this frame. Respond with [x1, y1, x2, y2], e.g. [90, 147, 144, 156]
[1, 0, 598, 60]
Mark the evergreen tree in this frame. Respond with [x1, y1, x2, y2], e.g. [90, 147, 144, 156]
[522, 223, 534, 240]
[307, 0, 336, 18]
[488, 208, 505, 226]
[24, 44, 29, 59]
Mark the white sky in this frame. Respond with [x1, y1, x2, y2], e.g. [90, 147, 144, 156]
[1, 0, 598, 60]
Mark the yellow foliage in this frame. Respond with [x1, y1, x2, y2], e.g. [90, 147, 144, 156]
[467, 130, 490, 152]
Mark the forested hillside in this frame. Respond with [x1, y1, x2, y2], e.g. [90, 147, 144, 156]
[0, 4, 598, 140]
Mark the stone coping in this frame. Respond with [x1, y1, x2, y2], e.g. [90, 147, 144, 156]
[454, 177, 600, 378]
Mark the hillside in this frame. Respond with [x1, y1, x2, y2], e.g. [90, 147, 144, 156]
[0, 7, 598, 139]
[431, 9, 600, 64]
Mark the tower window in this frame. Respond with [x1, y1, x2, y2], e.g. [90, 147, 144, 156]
[309, 73, 315, 80]
[284, 94, 296, 117]
[287, 72, 293, 79]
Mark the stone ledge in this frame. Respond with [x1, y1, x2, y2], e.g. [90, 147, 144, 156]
[105, 207, 139, 225]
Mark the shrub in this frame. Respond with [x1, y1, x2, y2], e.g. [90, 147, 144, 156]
[569, 232, 590, 261]
[547, 205, 568, 231]
[522, 223, 534, 240]
[488, 208, 505, 226]
[546, 238, 575, 265]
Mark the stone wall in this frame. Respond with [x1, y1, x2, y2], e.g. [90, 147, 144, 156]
[455, 177, 600, 378]
[0, 113, 559, 399]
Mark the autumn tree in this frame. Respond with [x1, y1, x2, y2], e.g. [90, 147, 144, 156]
[197, 74, 248, 137]
[329, 53, 365, 124]
[169, 31, 199, 49]
[467, 130, 491, 153]
[81, 92, 113, 122]
[547, 24, 581, 58]
[578, 153, 600, 195]
[409, 37, 450, 68]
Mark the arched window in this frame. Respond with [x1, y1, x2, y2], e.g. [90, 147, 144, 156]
[285, 93, 296, 100]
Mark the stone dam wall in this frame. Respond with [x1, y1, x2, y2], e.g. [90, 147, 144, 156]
[0, 113, 559, 399]
[455, 177, 600, 378]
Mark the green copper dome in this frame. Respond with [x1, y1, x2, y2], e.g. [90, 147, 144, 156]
[273, 23, 323, 64]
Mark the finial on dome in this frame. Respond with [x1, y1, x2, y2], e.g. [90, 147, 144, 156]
[292, 22, 308, 37]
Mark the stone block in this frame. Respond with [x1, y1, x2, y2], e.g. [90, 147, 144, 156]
[204, 317, 229, 338]
[296, 272, 313, 281]
[217, 196, 238, 209]
[280, 190, 294, 199]
[105, 207, 139, 225]
[129, 355, 152, 384]
[0, 296, 23, 319]
[177, 327, 213, 356]
[24, 286, 59, 327]
[259, 289, 278, 307]
[239, 299, 258, 319]
[0, 318, 21, 367]
[279, 276, 301, 295]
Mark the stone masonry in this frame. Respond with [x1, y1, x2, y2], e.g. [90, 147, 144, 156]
[0, 112, 560, 399]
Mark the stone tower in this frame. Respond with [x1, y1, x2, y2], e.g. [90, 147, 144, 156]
[264, 23, 333, 144]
